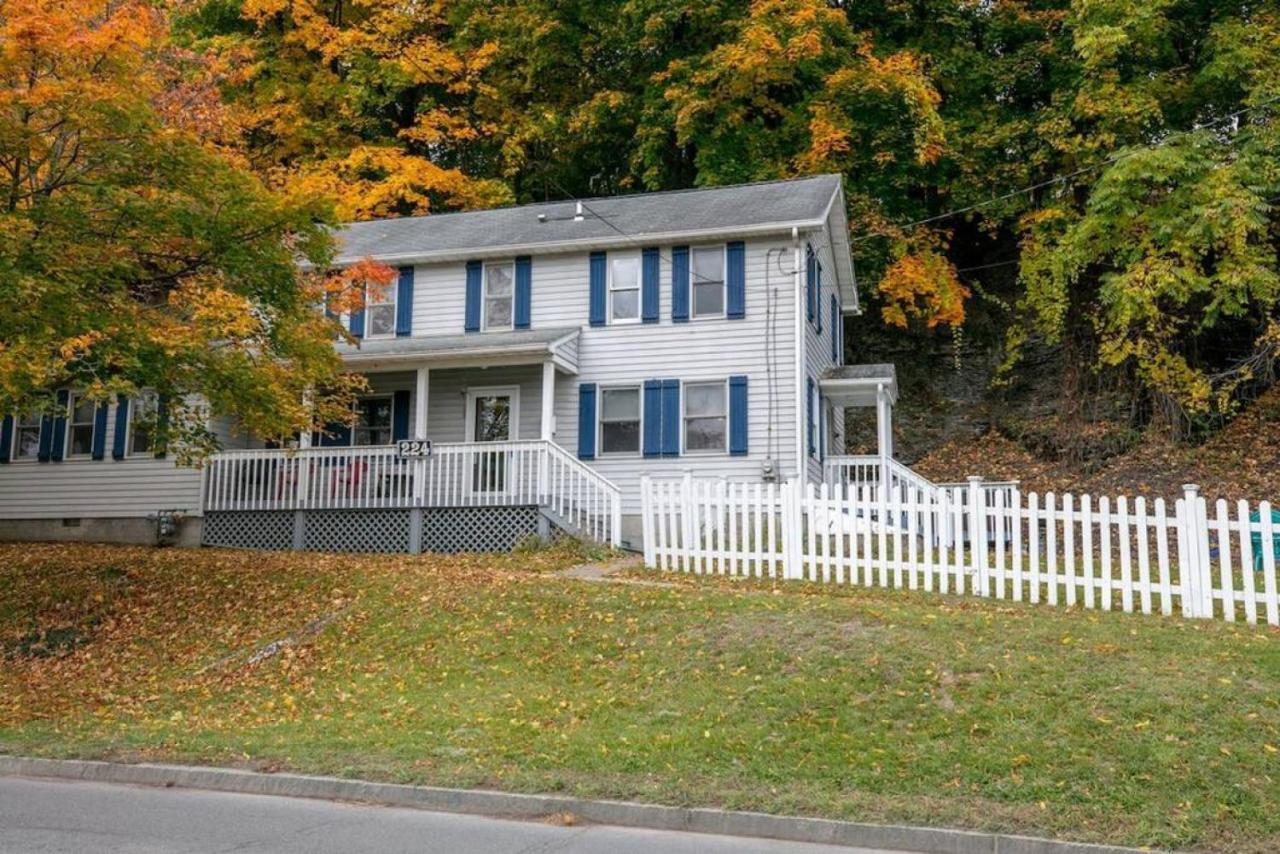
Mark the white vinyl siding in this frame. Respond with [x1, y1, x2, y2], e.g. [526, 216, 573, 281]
[0, 398, 202, 519]
[803, 232, 845, 483]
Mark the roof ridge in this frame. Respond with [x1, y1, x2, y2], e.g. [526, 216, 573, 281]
[341, 173, 842, 229]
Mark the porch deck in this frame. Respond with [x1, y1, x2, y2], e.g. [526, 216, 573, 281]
[200, 440, 621, 552]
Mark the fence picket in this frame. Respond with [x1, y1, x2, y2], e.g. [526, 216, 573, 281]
[1261, 501, 1279, 626]
[1215, 498, 1234, 622]
[1118, 496, 1134, 613]
[1238, 500, 1257, 625]
[1063, 494, 1076, 607]
[1135, 497, 1153, 615]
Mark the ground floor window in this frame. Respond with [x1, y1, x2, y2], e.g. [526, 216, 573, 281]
[354, 396, 393, 446]
[129, 392, 159, 456]
[599, 386, 640, 453]
[65, 394, 96, 458]
[684, 381, 726, 452]
[13, 412, 41, 460]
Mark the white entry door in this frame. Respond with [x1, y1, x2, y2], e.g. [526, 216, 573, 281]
[465, 386, 520, 494]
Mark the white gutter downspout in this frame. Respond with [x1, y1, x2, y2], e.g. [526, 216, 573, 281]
[792, 226, 805, 486]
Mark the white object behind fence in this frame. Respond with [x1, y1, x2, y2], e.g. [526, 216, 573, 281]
[639, 475, 1280, 626]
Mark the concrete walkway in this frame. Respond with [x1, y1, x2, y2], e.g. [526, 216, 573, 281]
[0, 776, 888, 854]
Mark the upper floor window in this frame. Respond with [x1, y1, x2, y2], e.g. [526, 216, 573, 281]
[599, 386, 640, 454]
[609, 255, 640, 323]
[13, 412, 41, 460]
[692, 246, 725, 318]
[484, 262, 514, 330]
[129, 392, 158, 456]
[684, 381, 726, 452]
[354, 396, 393, 446]
[365, 280, 397, 338]
[66, 393, 95, 458]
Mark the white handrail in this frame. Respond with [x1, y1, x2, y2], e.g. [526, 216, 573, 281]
[202, 439, 622, 547]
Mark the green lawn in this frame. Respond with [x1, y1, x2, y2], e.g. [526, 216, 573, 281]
[1, 543, 1277, 852]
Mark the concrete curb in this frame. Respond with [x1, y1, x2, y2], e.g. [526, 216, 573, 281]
[0, 756, 1152, 854]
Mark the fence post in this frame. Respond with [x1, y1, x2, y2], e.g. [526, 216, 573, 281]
[969, 476, 987, 595]
[782, 480, 803, 580]
[640, 476, 654, 567]
[1180, 483, 1208, 618]
[681, 471, 694, 573]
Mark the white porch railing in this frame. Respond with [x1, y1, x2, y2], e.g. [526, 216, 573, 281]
[823, 455, 1018, 547]
[202, 439, 621, 545]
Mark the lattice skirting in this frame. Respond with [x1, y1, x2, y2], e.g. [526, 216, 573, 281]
[305, 509, 412, 553]
[422, 506, 540, 554]
[202, 511, 294, 551]
[202, 506, 541, 554]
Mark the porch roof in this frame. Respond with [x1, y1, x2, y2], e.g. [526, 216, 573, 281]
[819, 363, 897, 407]
[337, 327, 580, 373]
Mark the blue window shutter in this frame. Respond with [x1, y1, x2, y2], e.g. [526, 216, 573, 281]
[671, 246, 689, 322]
[464, 260, 482, 332]
[588, 251, 607, 327]
[112, 396, 129, 459]
[815, 263, 823, 333]
[806, 378, 815, 457]
[641, 247, 660, 324]
[0, 415, 11, 463]
[395, 266, 414, 337]
[153, 394, 169, 458]
[90, 402, 109, 460]
[726, 241, 745, 319]
[660, 379, 680, 457]
[36, 411, 52, 462]
[392, 390, 411, 441]
[642, 380, 662, 457]
[514, 255, 532, 329]
[805, 246, 816, 323]
[349, 306, 365, 338]
[728, 375, 748, 456]
[577, 383, 597, 459]
[830, 294, 839, 362]
[49, 390, 69, 462]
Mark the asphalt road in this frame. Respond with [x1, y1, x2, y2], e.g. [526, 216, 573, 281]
[0, 776, 893, 853]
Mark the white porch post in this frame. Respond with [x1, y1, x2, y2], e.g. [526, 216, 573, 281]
[540, 360, 556, 441]
[875, 382, 894, 495]
[414, 366, 429, 503]
[414, 366, 430, 438]
[298, 388, 313, 450]
[539, 360, 555, 503]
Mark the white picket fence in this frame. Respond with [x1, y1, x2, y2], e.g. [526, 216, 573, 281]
[639, 475, 1280, 626]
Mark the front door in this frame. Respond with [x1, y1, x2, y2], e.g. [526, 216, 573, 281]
[466, 386, 519, 494]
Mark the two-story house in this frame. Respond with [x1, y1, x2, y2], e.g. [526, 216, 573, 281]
[0, 174, 899, 551]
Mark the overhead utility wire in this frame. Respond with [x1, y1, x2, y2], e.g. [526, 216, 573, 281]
[852, 94, 1280, 243]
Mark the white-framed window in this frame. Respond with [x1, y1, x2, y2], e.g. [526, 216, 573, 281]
[599, 386, 641, 454]
[691, 245, 725, 319]
[483, 261, 514, 330]
[65, 393, 95, 458]
[609, 254, 641, 323]
[12, 412, 41, 460]
[683, 380, 727, 453]
[353, 396, 393, 446]
[365, 279, 397, 338]
[128, 392, 159, 456]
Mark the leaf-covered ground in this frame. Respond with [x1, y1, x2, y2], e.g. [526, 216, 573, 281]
[915, 386, 1280, 504]
[1, 543, 1277, 852]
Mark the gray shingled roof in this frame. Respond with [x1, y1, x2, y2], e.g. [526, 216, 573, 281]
[331, 174, 842, 264]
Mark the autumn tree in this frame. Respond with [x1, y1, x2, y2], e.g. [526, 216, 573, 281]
[0, 0, 369, 459]
[172, 0, 511, 220]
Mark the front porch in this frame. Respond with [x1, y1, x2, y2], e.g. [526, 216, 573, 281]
[202, 328, 621, 552]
